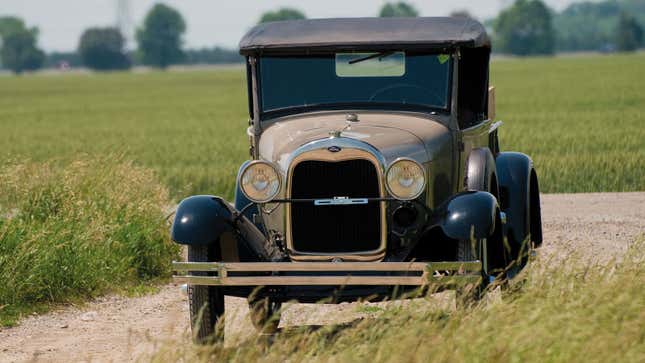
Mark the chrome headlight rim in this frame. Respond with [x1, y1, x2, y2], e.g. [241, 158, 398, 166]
[385, 157, 426, 201]
[239, 160, 282, 203]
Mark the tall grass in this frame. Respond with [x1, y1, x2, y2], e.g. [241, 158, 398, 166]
[1, 54, 644, 198]
[145, 240, 644, 362]
[0, 157, 180, 326]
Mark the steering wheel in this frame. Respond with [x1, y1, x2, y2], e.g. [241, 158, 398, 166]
[368, 83, 443, 105]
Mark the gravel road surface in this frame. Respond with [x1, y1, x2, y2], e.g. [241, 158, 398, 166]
[1, 192, 643, 362]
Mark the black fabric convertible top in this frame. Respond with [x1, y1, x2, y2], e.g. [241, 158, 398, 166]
[239, 17, 490, 55]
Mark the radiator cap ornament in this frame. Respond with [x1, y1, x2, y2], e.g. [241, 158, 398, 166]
[346, 113, 359, 122]
[329, 130, 341, 138]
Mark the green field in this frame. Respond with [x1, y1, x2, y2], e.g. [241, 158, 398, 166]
[1, 53, 644, 200]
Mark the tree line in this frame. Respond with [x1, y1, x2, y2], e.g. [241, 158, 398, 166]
[253, 0, 644, 55]
[1, 1, 643, 74]
[1, 4, 192, 73]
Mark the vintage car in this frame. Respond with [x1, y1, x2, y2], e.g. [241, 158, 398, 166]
[171, 17, 543, 342]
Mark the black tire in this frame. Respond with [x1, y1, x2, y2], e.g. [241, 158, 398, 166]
[455, 238, 488, 306]
[456, 210, 507, 307]
[248, 295, 282, 334]
[529, 169, 543, 248]
[510, 210, 532, 277]
[457, 238, 478, 262]
[509, 169, 542, 277]
[456, 167, 502, 306]
[188, 244, 225, 344]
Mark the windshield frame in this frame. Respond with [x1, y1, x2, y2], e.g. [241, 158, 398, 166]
[254, 51, 454, 121]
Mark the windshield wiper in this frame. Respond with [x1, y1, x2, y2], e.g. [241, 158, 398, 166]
[348, 51, 395, 65]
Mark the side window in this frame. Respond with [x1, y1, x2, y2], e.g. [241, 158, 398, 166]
[245, 58, 254, 120]
[457, 49, 490, 129]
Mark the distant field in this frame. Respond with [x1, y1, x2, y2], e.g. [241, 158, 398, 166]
[1, 53, 643, 198]
[0, 69, 249, 199]
[492, 54, 644, 194]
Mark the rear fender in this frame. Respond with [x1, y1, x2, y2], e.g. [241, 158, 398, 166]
[496, 152, 543, 248]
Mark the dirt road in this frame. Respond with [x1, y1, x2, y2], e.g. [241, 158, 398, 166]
[1, 192, 643, 362]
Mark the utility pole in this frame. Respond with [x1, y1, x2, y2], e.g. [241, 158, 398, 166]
[116, 0, 132, 48]
[500, 0, 514, 9]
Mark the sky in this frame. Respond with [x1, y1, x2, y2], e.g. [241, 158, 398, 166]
[1, 0, 584, 52]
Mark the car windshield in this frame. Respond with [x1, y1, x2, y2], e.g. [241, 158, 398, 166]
[258, 52, 452, 116]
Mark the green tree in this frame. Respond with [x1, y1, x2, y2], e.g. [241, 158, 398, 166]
[184, 47, 242, 64]
[379, 2, 419, 17]
[615, 12, 643, 51]
[258, 8, 306, 23]
[494, 0, 555, 56]
[450, 10, 475, 20]
[78, 27, 130, 71]
[136, 4, 186, 69]
[553, 1, 621, 52]
[0, 16, 26, 38]
[0, 19, 44, 74]
[622, 0, 645, 27]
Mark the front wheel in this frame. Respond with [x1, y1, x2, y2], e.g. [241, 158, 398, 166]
[455, 238, 488, 306]
[248, 296, 282, 334]
[455, 209, 506, 306]
[188, 244, 225, 344]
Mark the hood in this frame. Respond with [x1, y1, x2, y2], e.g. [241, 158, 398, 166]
[258, 112, 451, 171]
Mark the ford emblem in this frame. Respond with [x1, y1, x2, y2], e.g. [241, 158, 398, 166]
[328, 146, 342, 153]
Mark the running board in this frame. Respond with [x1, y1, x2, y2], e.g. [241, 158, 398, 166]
[172, 261, 482, 286]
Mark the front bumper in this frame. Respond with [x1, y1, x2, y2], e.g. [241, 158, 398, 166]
[172, 261, 482, 287]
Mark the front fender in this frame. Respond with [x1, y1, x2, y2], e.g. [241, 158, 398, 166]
[171, 195, 233, 246]
[439, 191, 498, 241]
[171, 195, 284, 261]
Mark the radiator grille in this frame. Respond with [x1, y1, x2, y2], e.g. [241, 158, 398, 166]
[290, 159, 381, 254]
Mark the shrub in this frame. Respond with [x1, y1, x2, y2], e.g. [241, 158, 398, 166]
[0, 157, 179, 324]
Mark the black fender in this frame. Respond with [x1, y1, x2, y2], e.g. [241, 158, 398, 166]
[171, 195, 232, 246]
[171, 195, 284, 261]
[496, 152, 543, 250]
[464, 147, 499, 196]
[439, 191, 498, 241]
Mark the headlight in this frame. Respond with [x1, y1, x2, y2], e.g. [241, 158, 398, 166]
[385, 158, 426, 200]
[239, 161, 281, 203]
